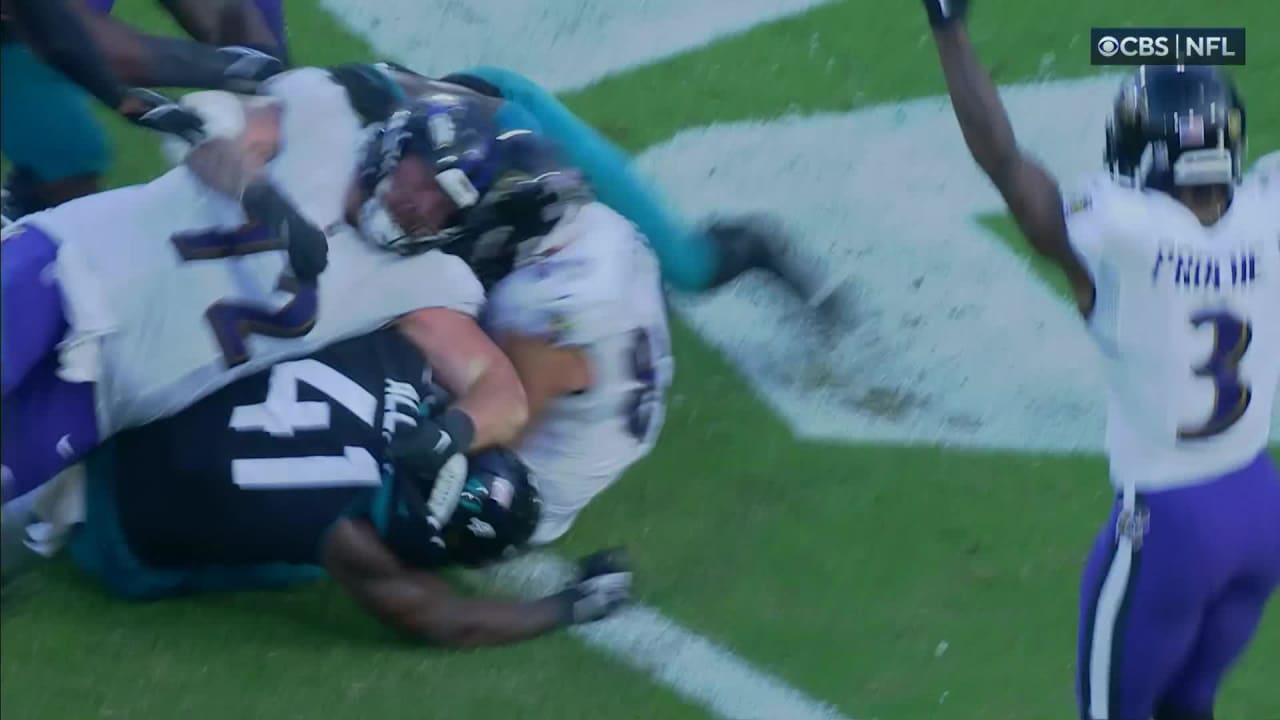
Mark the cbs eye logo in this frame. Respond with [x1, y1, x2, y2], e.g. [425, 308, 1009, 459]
[1096, 35, 1121, 57]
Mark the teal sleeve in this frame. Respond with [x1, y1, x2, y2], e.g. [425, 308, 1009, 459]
[463, 66, 717, 291]
[0, 43, 110, 181]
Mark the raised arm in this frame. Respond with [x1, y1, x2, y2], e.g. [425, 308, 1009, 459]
[73, 6, 284, 92]
[923, 0, 1094, 313]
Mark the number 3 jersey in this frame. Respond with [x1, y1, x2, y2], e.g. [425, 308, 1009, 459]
[1066, 152, 1280, 492]
[482, 203, 674, 539]
[109, 328, 433, 567]
[22, 68, 483, 437]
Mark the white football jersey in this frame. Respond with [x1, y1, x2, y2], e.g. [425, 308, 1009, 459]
[26, 68, 484, 436]
[1067, 152, 1280, 492]
[483, 203, 673, 541]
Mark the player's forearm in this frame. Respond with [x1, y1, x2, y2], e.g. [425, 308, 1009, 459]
[12, 0, 126, 110]
[410, 590, 568, 648]
[346, 568, 567, 647]
[931, 25, 1022, 186]
[97, 23, 247, 89]
[396, 311, 530, 449]
[449, 359, 529, 450]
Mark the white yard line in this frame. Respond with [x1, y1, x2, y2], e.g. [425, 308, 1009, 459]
[478, 552, 855, 720]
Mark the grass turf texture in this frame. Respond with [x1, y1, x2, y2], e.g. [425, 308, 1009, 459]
[3, 0, 1277, 717]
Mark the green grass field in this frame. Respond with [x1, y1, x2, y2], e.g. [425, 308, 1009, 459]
[2, 1, 1278, 718]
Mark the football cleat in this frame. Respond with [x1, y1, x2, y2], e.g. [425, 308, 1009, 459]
[701, 214, 857, 326]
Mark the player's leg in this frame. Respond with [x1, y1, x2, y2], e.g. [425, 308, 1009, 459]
[0, 43, 110, 214]
[1076, 491, 1207, 720]
[1152, 578, 1276, 720]
[1, 355, 99, 503]
[1154, 457, 1280, 719]
[450, 66, 718, 291]
[1, 224, 73, 395]
[2, 226, 100, 501]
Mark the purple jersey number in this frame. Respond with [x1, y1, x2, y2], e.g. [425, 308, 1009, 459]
[171, 223, 318, 368]
[1179, 310, 1253, 441]
[625, 327, 660, 441]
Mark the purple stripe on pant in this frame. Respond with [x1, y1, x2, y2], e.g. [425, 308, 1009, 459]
[1076, 452, 1280, 719]
[1, 224, 99, 502]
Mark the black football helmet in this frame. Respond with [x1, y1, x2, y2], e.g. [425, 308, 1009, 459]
[440, 449, 542, 567]
[355, 93, 593, 287]
[1105, 65, 1246, 195]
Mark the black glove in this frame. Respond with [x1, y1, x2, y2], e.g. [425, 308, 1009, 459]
[327, 63, 405, 124]
[921, 0, 968, 28]
[388, 408, 476, 521]
[552, 548, 634, 626]
[120, 88, 206, 144]
[241, 180, 329, 285]
[217, 45, 286, 94]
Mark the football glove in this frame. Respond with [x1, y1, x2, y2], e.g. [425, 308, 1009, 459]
[120, 88, 206, 144]
[216, 45, 287, 94]
[921, 0, 969, 28]
[240, 180, 329, 285]
[553, 548, 634, 626]
[388, 409, 476, 524]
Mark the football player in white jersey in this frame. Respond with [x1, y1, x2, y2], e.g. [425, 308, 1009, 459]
[481, 173, 674, 545]
[337, 94, 674, 546]
[2, 73, 540, 507]
[922, 2, 1280, 719]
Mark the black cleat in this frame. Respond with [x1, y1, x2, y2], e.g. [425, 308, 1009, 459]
[701, 213, 857, 326]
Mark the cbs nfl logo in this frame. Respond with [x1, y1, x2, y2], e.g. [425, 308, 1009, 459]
[1092, 28, 1246, 66]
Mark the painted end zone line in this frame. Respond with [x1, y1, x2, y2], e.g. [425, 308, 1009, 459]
[475, 552, 854, 720]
